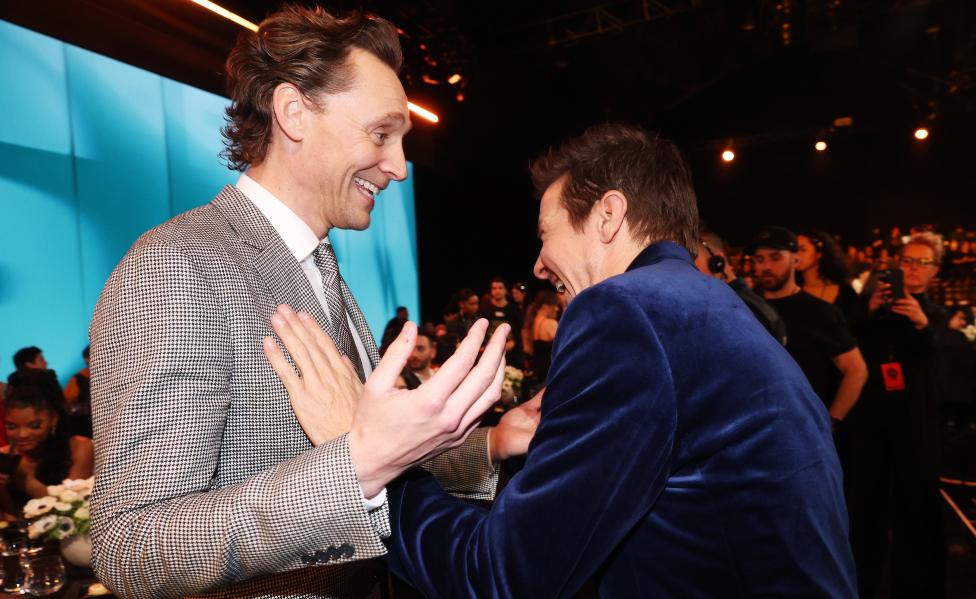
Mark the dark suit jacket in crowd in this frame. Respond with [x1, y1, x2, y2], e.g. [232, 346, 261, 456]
[385, 241, 856, 598]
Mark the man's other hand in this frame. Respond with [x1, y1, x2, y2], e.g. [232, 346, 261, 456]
[490, 388, 543, 462]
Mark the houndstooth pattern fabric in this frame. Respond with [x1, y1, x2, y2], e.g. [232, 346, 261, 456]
[313, 243, 365, 381]
[89, 185, 497, 599]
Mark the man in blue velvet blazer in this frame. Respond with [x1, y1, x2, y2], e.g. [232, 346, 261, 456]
[287, 123, 857, 597]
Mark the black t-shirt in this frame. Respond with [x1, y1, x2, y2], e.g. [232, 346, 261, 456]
[478, 301, 524, 354]
[767, 291, 858, 408]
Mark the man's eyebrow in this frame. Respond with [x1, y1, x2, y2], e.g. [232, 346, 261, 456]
[368, 112, 410, 130]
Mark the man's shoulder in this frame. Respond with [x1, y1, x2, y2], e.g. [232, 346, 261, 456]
[127, 191, 238, 260]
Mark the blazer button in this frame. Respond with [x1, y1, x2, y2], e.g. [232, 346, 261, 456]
[340, 543, 355, 558]
[301, 554, 316, 565]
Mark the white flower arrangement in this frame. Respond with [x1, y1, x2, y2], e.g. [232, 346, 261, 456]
[23, 477, 93, 541]
[502, 365, 524, 397]
[963, 323, 976, 343]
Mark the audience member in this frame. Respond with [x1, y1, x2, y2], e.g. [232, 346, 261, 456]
[478, 277, 523, 364]
[0, 383, 94, 511]
[847, 231, 953, 598]
[63, 345, 92, 438]
[796, 230, 859, 321]
[696, 228, 787, 345]
[750, 226, 868, 425]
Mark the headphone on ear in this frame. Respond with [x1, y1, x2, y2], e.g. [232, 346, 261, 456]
[701, 240, 727, 278]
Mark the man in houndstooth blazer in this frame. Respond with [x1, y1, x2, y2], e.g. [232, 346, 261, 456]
[89, 7, 528, 598]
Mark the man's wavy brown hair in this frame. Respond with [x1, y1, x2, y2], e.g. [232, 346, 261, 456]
[221, 5, 403, 171]
[529, 123, 700, 256]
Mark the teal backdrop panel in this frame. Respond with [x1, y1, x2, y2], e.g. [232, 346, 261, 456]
[0, 20, 419, 383]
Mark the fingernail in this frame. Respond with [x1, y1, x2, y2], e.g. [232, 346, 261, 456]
[279, 305, 294, 315]
[299, 312, 312, 321]
[271, 314, 284, 327]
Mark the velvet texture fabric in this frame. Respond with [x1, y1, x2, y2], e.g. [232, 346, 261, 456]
[386, 242, 856, 598]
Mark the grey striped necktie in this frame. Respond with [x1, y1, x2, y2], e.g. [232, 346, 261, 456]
[312, 242, 366, 382]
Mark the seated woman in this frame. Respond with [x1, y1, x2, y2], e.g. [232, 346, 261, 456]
[0, 383, 93, 514]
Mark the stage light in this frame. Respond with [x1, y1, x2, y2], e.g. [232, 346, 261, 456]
[815, 140, 827, 151]
[447, 73, 462, 85]
[721, 150, 735, 162]
[408, 102, 439, 123]
[189, 0, 259, 31]
[914, 127, 929, 140]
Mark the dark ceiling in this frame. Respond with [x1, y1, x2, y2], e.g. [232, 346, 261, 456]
[3, 0, 974, 319]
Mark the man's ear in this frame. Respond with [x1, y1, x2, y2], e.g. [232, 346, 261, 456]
[596, 190, 628, 244]
[271, 83, 308, 143]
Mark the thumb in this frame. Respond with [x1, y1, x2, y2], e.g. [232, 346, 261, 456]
[367, 321, 416, 390]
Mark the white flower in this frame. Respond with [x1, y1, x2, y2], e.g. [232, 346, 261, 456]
[47, 484, 66, 497]
[75, 506, 90, 520]
[53, 502, 73, 512]
[54, 516, 76, 540]
[24, 497, 57, 519]
[58, 490, 82, 503]
[963, 324, 976, 343]
[27, 514, 57, 539]
[63, 478, 93, 493]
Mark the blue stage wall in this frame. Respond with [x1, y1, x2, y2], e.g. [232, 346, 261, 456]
[0, 20, 419, 383]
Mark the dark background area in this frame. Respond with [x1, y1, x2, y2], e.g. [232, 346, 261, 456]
[4, 0, 974, 323]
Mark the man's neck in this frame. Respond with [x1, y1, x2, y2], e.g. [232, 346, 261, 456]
[247, 163, 332, 239]
[764, 281, 801, 300]
[491, 298, 508, 308]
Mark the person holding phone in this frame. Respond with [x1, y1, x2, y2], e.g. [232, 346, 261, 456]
[847, 231, 952, 598]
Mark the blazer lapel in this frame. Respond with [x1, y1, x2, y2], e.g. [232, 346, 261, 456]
[211, 185, 327, 327]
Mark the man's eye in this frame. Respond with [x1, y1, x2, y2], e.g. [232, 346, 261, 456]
[374, 132, 389, 143]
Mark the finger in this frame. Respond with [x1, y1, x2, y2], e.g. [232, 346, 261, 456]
[422, 319, 490, 399]
[449, 325, 511, 431]
[340, 355, 360, 379]
[368, 321, 417, 390]
[297, 311, 348, 374]
[263, 336, 302, 397]
[272, 309, 324, 390]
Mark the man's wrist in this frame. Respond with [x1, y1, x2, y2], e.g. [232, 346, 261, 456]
[347, 429, 387, 499]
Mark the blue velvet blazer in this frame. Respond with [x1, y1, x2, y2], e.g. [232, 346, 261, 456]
[386, 242, 857, 598]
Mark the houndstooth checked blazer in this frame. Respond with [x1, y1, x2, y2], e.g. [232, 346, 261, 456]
[89, 185, 497, 599]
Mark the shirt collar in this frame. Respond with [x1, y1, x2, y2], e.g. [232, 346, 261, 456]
[626, 241, 693, 272]
[235, 173, 326, 262]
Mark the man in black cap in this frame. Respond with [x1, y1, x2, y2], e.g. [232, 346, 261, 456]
[749, 226, 868, 428]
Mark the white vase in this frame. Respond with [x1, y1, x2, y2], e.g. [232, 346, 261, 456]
[60, 533, 92, 568]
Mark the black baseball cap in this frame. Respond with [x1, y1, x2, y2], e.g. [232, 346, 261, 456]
[747, 226, 798, 254]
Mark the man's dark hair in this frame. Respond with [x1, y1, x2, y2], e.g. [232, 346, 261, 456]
[530, 122, 699, 255]
[13, 346, 42, 370]
[82, 345, 91, 360]
[221, 5, 403, 171]
[489, 277, 506, 286]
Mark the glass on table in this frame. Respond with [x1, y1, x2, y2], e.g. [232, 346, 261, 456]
[22, 555, 66, 596]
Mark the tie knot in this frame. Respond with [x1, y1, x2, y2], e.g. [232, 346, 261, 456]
[314, 242, 339, 272]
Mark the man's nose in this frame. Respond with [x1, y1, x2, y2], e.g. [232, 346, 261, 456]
[380, 144, 408, 182]
[533, 255, 548, 280]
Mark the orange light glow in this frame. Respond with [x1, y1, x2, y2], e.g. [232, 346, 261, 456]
[914, 127, 929, 140]
[721, 150, 735, 162]
[408, 102, 440, 123]
[189, 0, 258, 31]
[815, 140, 827, 151]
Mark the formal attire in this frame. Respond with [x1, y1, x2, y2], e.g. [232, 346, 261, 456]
[90, 180, 496, 599]
[385, 242, 856, 598]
